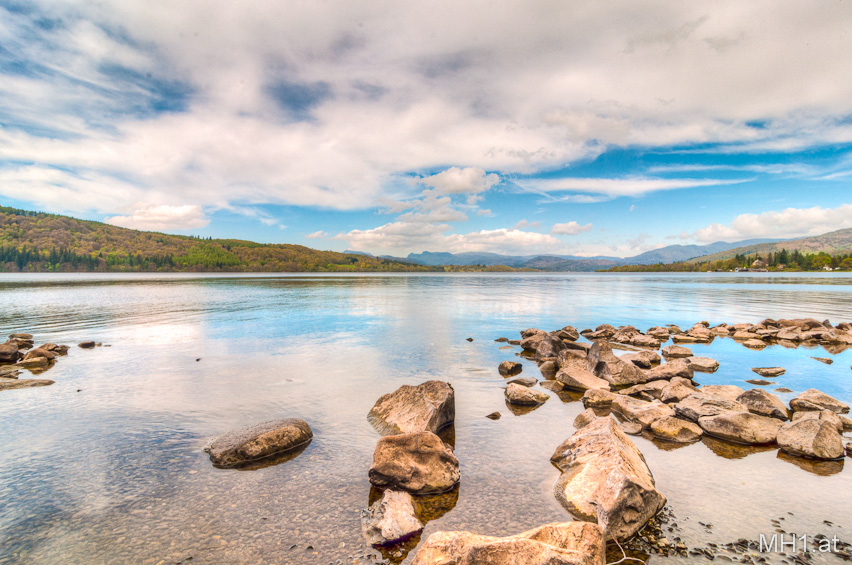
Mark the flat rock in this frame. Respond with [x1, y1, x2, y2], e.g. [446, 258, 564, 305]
[662, 345, 692, 359]
[777, 419, 845, 460]
[698, 412, 783, 445]
[410, 522, 605, 565]
[0, 378, 54, 391]
[775, 387, 794, 393]
[505, 382, 549, 406]
[361, 490, 424, 547]
[498, 360, 523, 377]
[686, 357, 719, 373]
[611, 395, 675, 429]
[671, 334, 700, 344]
[790, 389, 849, 414]
[369, 431, 460, 494]
[674, 393, 747, 422]
[621, 351, 660, 369]
[582, 388, 617, 408]
[699, 385, 746, 402]
[644, 358, 693, 381]
[368, 380, 455, 435]
[551, 417, 666, 542]
[650, 416, 703, 443]
[743, 339, 768, 349]
[737, 389, 789, 420]
[811, 357, 833, 365]
[752, 367, 786, 378]
[746, 379, 776, 386]
[556, 366, 611, 392]
[618, 380, 668, 401]
[620, 421, 643, 435]
[508, 376, 537, 387]
[205, 418, 313, 468]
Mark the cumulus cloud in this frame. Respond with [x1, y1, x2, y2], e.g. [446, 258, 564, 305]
[305, 231, 327, 239]
[691, 204, 852, 242]
[105, 204, 209, 231]
[551, 221, 593, 235]
[418, 167, 500, 194]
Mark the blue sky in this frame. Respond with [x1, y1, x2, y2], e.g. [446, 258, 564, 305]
[2, 1, 852, 258]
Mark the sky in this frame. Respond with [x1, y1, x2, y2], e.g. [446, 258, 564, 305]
[1, 1, 852, 259]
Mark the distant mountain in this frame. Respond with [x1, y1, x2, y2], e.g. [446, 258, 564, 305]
[628, 238, 781, 265]
[405, 251, 620, 268]
[687, 229, 852, 263]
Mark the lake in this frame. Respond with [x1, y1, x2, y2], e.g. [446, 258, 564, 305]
[1, 272, 851, 564]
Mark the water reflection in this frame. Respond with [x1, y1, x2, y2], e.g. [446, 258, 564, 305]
[701, 435, 777, 459]
[776, 450, 845, 476]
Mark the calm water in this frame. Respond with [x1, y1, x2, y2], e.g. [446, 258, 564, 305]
[1, 272, 851, 564]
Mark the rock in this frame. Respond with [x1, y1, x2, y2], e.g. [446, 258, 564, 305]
[674, 393, 747, 422]
[205, 418, 313, 468]
[9, 333, 33, 340]
[777, 419, 845, 460]
[551, 417, 666, 541]
[495, 337, 509, 343]
[699, 385, 746, 402]
[746, 379, 775, 386]
[650, 416, 703, 443]
[586, 341, 645, 387]
[618, 381, 669, 401]
[368, 381, 455, 435]
[0, 378, 54, 391]
[647, 326, 672, 340]
[775, 387, 794, 393]
[361, 490, 424, 546]
[698, 412, 783, 445]
[791, 410, 844, 433]
[556, 366, 611, 392]
[811, 357, 833, 365]
[743, 339, 768, 349]
[589, 324, 617, 339]
[790, 389, 849, 414]
[539, 360, 558, 379]
[582, 388, 617, 408]
[22, 347, 56, 361]
[369, 431, 460, 494]
[505, 382, 549, 406]
[620, 421, 643, 435]
[662, 345, 693, 359]
[752, 367, 786, 377]
[0, 342, 19, 364]
[611, 396, 675, 428]
[574, 408, 601, 430]
[508, 339, 521, 345]
[644, 358, 693, 381]
[78, 341, 96, 349]
[671, 334, 700, 344]
[621, 351, 659, 369]
[733, 330, 761, 340]
[485, 412, 501, 420]
[841, 414, 852, 432]
[410, 522, 605, 565]
[498, 360, 523, 377]
[540, 380, 566, 393]
[521, 332, 548, 351]
[537, 335, 568, 360]
[847, 443, 852, 458]
[17, 357, 51, 369]
[563, 340, 592, 353]
[659, 380, 698, 404]
[686, 357, 719, 373]
[508, 376, 537, 387]
[736, 389, 789, 420]
[556, 326, 581, 341]
[0, 366, 21, 378]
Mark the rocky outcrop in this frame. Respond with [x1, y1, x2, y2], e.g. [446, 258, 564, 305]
[698, 412, 783, 445]
[205, 418, 313, 468]
[650, 416, 703, 443]
[556, 366, 610, 392]
[551, 417, 666, 541]
[368, 381, 455, 435]
[777, 419, 845, 460]
[369, 431, 460, 494]
[361, 490, 424, 546]
[674, 393, 747, 422]
[789, 389, 849, 414]
[498, 360, 522, 377]
[611, 396, 675, 428]
[505, 383, 549, 406]
[410, 522, 606, 565]
[736, 389, 789, 421]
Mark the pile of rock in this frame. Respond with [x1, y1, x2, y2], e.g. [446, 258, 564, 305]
[362, 381, 459, 548]
[0, 333, 72, 391]
[677, 318, 852, 351]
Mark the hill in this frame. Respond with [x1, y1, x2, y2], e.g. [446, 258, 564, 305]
[0, 206, 449, 273]
[686, 229, 852, 264]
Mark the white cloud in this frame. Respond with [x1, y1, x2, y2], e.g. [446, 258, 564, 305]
[514, 219, 541, 229]
[551, 221, 593, 235]
[524, 176, 750, 198]
[305, 230, 326, 239]
[476, 208, 493, 216]
[418, 167, 500, 194]
[105, 204, 209, 231]
[691, 204, 852, 242]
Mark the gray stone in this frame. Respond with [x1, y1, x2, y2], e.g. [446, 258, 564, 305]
[205, 418, 313, 468]
[361, 490, 424, 547]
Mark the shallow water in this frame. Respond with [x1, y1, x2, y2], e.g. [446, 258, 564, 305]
[1, 272, 851, 564]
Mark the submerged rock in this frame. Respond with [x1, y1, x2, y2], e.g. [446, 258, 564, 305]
[369, 431, 460, 494]
[811, 357, 833, 365]
[361, 490, 424, 547]
[205, 418, 313, 468]
[505, 382, 549, 406]
[508, 376, 537, 387]
[790, 389, 849, 414]
[551, 417, 666, 541]
[777, 419, 845, 460]
[698, 412, 782, 445]
[0, 378, 54, 391]
[485, 412, 501, 420]
[368, 380, 455, 435]
[78, 341, 96, 349]
[498, 360, 523, 377]
[410, 522, 605, 565]
[752, 367, 786, 378]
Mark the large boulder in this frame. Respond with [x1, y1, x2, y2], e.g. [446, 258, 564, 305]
[556, 366, 611, 392]
[674, 393, 747, 422]
[611, 396, 675, 428]
[618, 380, 669, 402]
[586, 341, 645, 386]
[537, 335, 568, 360]
[659, 378, 698, 404]
[791, 410, 845, 433]
[22, 347, 56, 361]
[736, 389, 789, 421]
[644, 358, 694, 381]
[789, 389, 850, 414]
[369, 431, 460, 494]
[368, 381, 455, 435]
[621, 351, 660, 369]
[410, 522, 605, 565]
[777, 419, 845, 460]
[521, 331, 548, 351]
[698, 412, 783, 445]
[650, 416, 703, 443]
[556, 326, 581, 341]
[0, 342, 19, 364]
[205, 418, 313, 468]
[498, 361, 522, 377]
[551, 418, 666, 541]
[582, 389, 618, 408]
[361, 490, 424, 546]
[505, 383, 549, 406]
